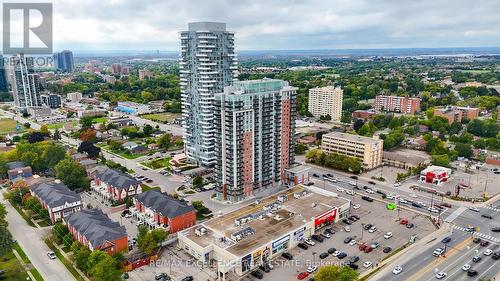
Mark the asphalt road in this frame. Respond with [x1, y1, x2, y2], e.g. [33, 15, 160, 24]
[373, 201, 500, 281]
[1, 194, 75, 281]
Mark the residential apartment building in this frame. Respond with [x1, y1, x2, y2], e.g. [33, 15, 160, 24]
[131, 190, 196, 233]
[53, 50, 75, 72]
[7, 54, 42, 111]
[65, 209, 127, 255]
[66, 92, 82, 102]
[138, 69, 153, 80]
[90, 166, 142, 202]
[373, 95, 421, 114]
[41, 94, 62, 108]
[30, 178, 82, 223]
[308, 86, 343, 121]
[351, 109, 376, 121]
[213, 79, 297, 202]
[434, 106, 479, 124]
[180, 22, 238, 167]
[321, 132, 383, 170]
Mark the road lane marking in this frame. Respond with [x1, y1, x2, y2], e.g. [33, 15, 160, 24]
[474, 259, 500, 281]
[444, 206, 466, 223]
[406, 237, 472, 281]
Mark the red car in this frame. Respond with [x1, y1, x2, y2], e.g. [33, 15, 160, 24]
[400, 218, 409, 225]
[359, 243, 367, 251]
[297, 272, 309, 280]
[364, 246, 373, 253]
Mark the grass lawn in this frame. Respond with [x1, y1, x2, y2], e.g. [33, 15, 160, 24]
[12, 243, 44, 281]
[91, 116, 108, 124]
[141, 112, 181, 123]
[46, 120, 78, 130]
[0, 118, 24, 135]
[141, 184, 161, 192]
[0, 251, 30, 281]
[140, 156, 171, 169]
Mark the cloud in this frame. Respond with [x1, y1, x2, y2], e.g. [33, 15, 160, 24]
[45, 0, 500, 51]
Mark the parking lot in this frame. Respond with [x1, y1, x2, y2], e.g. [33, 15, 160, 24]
[255, 193, 437, 281]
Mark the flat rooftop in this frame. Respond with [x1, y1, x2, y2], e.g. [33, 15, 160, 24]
[184, 185, 349, 257]
[323, 131, 381, 145]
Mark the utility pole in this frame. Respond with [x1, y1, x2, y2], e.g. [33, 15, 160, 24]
[483, 179, 489, 199]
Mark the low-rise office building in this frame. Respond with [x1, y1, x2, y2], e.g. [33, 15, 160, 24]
[178, 185, 350, 279]
[131, 190, 196, 233]
[115, 101, 150, 115]
[321, 132, 383, 169]
[30, 178, 82, 223]
[65, 209, 128, 255]
[383, 150, 430, 170]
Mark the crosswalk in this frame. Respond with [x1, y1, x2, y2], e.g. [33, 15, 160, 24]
[444, 206, 466, 223]
[451, 224, 500, 244]
[483, 205, 500, 212]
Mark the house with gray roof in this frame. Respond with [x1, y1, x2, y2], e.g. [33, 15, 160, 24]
[64, 209, 128, 255]
[91, 167, 142, 202]
[7, 161, 32, 181]
[131, 190, 196, 233]
[30, 178, 82, 223]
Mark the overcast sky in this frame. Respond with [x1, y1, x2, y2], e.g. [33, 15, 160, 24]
[41, 0, 500, 51]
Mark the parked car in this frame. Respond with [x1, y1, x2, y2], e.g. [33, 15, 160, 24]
[259, 265, 271, 273]
[371, 242, 379, 249]
[361, 196, 373, 202]
[47, 251, 56, 259]
[325, 228, 336, 234]
[492, 227, 500, 232]
[306, 265, 317, 273]
[337, 252, 347, 259]
[363, 224, 373, 230]
[344, 226, 351, 232]
[363, 261, 373, 268]
[311, 235, 324, 243]
[400, 218, 409, 225]
[384, 232, 393, 239]
[368, 181, 375, 185]
[383, 247, 392, 253]
[319, 252, 329, 259]
[344, 237, 353, 244]
[359, 243, 368, 251]
[305, 239, 315, 246]
[155, 273, 169, 280]
[251, 270, 263, 279]
[298, 242, 309, 250]
[328, 247, 337, 254]
[406, 223, 414, 229]
[297, 272, 308, 280]
[347, 262, 358, 270]
[368, 226, 377, 233]
[321, 232, 331, 239]
[353, 204, 361, 209]
[282, 252, 293, 260]
[181, 277, 194, 281]
[481, 214, 493, 219]
[364, 246, 373, 253]
[342, 219, 352, 225]
[349, 256, 360, 263]
[348, 239, 357, 246]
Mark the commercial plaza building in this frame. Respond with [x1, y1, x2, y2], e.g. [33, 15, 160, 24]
[321, 132, 383, 169]
[373, 94, 421, 114]
[213, 79, 297, 203]
[178, 185, 350, 280]
[180, 22, 238, 166]
[308, 86, 343, 121]
[7, 54, 42, 111]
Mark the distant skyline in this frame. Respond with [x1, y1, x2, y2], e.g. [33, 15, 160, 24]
[7, 0, 500, 51]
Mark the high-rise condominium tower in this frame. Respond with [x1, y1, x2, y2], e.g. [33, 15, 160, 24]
[308, 86, 343, 121]
[214, 79, 297, 203]
[53, 50, 75, 72]
[180, 22, 238, 167]
[7, 54, 41, 111]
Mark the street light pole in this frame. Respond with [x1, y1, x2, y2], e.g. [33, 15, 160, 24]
[361, 223, 365, 240]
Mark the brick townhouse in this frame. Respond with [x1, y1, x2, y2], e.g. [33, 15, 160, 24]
[90, 166, 142, 202]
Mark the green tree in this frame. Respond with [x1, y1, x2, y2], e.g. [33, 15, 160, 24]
[192, 175, 203, 187]
[80, 117, 93, 128]
[55, 159, 89, 190]
[432, 154, 450, 167]
[315, 265, 359, 281]
[90, 253, 121, 281]
[0, 224, 13, 256]
[71, 242, 91, 273]
[143, 124, 153, 136]
[295, 143, 308, 154]
[454, 143, 473, 158]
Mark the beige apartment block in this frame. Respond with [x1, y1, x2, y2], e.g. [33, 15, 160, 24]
[321, 132, 383, 169]
[308, 86, 343, 121]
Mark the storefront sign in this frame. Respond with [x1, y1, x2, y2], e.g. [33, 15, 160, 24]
[314, 207, 337, 228]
